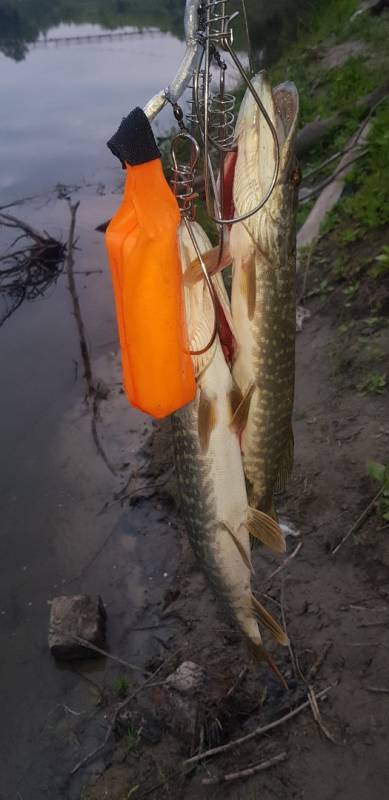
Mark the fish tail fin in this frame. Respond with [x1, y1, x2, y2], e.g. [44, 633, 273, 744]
[251, 594, 289, 646]
[247, 638, 288, 689]
[246, 507, 285, 553]
[183, 244, 232, 286]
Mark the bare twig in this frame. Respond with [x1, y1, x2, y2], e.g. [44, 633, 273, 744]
[307, 685, 337, 743]
[64, 201, 92, 393]
[307, 642, 332, 682]
[0, 211, 45, 241]
[280, 580, 299, 678]
[64, 200, 116, 475]
[184, 685, 332, 766]
[201, 751, 288, 785]
[224, 667, 249, 700]
[300, 147, 369, 203]
[266, 542, 303, 582]
[358, 620, 389, 628]
[332, 487, 384, 554]
[67, 635, 152, 675]
[366, 686, 389, 694]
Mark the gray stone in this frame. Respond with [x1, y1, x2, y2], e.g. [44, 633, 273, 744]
[48, 594, 106, 660]
[165, 661, 205, 694]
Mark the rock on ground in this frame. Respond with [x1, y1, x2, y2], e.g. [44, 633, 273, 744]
[48, 594, 106, 660]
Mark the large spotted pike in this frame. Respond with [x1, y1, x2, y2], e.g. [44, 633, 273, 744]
[183, 75, 299, 513]
[172, 219, 288, 684]
[229, 74, 299, 512]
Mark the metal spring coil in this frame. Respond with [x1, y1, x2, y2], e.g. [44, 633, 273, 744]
[171, 163, 197, 219]
[209, 91, 235, 148]
[186, 69, 210, 130]
[170, 132, 200, 221]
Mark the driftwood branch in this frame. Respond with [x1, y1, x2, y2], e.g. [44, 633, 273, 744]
[201, 751, 288, 785]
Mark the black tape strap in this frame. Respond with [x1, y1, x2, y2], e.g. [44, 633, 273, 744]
[107, 107, 160, 167]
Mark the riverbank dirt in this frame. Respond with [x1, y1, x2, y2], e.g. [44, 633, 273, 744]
[78, 280, 389, 800]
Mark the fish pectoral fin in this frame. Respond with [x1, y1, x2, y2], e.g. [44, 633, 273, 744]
[251, 594, 289, 646]
[246, 507, 286, 553]
[274, 427, 294, 493]
[247, 638, 288, 689]
[229, 379, 243, 417]
[221, 521, 254, 574]
[229, 382, 255, 435]
[239, 253, 256, 320]
[198, 390, 217, 453]
[184, 244, 232, 286]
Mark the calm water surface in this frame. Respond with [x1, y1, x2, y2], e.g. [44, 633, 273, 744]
[0, 24, 186, 201]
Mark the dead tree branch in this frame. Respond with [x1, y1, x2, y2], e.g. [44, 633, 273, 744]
[64, 201, 116, 474]
[184, 685, 332, 766]
[201, 751, 288, 785]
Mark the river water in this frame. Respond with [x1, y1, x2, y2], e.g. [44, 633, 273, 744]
[0, 23, 187, 202]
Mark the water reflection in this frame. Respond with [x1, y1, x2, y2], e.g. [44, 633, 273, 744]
[0, 24, 186, 200]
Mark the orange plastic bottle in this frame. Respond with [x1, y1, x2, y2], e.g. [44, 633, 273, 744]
[105, 108, 196, 418]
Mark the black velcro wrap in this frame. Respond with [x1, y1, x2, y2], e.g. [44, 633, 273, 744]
[107, 107, 160, 167]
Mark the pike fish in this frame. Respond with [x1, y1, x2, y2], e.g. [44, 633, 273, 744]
[229, 73, 300, 512]
[186, 74, 300, 512]
[172, 219, 289, 684]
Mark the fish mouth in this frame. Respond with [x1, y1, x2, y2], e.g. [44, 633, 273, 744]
[273, 81, 299, 146]
[233, 71, 299, 178]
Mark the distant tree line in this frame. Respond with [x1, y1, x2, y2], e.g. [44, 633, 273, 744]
[0, 0, 316, 61]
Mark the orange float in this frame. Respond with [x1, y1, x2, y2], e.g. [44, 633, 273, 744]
[105, 108, 196, 418]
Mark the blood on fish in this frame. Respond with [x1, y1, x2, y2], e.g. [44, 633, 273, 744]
[215, 293, 235, 366]
[222, 148, 238, 221]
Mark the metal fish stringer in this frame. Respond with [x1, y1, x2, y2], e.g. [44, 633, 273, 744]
[193, 0, 280, 226]
[170, 131, 218, 356]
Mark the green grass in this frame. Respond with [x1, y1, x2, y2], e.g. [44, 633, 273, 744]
[113, 675, 129, 699]
[360, 372, 387, 395]
[127, 724, 140, 754]
[342, 102, 389, 229]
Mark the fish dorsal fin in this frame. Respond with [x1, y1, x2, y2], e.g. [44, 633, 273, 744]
[184, 243, 232, 286]
[274, 426, 294, 493]
[246, 507, 286, 553]
[229, 382, 255, 436]
[246, 638, 288, 689]
[198, 389, 217, 453]
[221, 521, 254, 574]
[239, 252, 256, 320]
[251, 594, 289, 646]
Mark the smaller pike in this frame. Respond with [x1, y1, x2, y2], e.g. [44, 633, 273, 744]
[173, 219, 289, 684]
